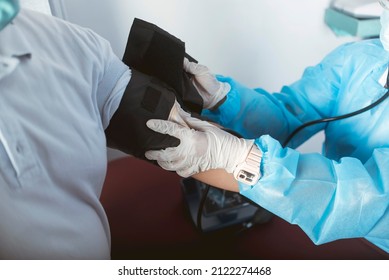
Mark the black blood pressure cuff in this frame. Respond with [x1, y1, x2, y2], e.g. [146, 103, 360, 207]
[105, 18, 205, 160]
[122, 18, 203, 114]
[105, 69, 180, 159]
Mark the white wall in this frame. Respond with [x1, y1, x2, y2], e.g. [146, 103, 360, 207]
[49, 0, 356, 157]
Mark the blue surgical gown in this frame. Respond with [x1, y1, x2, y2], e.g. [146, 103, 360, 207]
[202, 39, 389, 253]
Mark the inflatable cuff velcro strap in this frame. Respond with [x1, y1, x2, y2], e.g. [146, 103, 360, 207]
[105, 69, 180, 159]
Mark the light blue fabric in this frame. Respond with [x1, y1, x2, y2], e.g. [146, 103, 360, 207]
[203, 39, 389, 253]
[0, 9, 130, 259]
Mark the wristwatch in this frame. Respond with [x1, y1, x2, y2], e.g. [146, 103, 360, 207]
[233, 144, 262, 185]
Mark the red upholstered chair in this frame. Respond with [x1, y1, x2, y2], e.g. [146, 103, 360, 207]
[101, 156, 389, 260]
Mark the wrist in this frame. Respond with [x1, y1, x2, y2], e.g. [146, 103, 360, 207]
[233, 142, 262, 185]
[207, 82, 231, 110]
[209, 96, 227, 111]
[168, 100, 191, 127]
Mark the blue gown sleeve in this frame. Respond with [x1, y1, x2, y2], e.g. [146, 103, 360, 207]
[240, 136, 389, 252]
[203, 41, 389, 252]
[202, 43, 348, 148]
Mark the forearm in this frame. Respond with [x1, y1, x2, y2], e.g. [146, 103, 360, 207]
[240, 135, 389, 248]
[202, 77, 291, 141]
[203, 72, 340, 148]
[192, 169, 239, 192]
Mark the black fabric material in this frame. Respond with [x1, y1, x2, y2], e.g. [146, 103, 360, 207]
[122, 18, 203, 113]
[105, 70, 180, 159]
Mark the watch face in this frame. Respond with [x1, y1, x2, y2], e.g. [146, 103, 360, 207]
[234, 144, 261, 185]
[236, 170, 259, 184]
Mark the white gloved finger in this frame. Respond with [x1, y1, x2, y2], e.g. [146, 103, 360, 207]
[147, 149, 197, 177]
[145, 146, 177, 161]
[158, 157, 188, 171]
[157, 160, 181, 171]
[182, 114, 215, 131]
[176, 165, 198, 178]
[146, 119, 185, 138]
[183, 57, 209, 75]
[183, 58, 231, 109]
[145, 140, 192, 172]
[168, 100, 190, 127]
[145, 145, 189, 165]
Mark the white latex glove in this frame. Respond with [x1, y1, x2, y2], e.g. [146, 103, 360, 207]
[380, 8, 389, 51]
[168, 99, 191, 127]
[144, 116, 254, 177]
[184, 58, 231, 110]
[380, 0, 389, 10]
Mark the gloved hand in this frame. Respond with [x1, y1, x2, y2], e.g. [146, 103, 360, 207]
[380, 7, 389, 51]
[380, 0, 389, 10]
[168, 99, 191, 127]
[184, 58, 231, 110]
[144, 116, 254, 177]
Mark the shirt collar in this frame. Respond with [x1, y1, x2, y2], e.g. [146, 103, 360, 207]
[0, 18, 32, 58]
[0, 20, 32, 80]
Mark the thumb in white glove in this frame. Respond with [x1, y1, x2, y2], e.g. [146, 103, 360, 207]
[168, 99, 191, 127]
[144, 116, 254, 178]
[184, 58, 231, 110]
[380, 7, 389, 51]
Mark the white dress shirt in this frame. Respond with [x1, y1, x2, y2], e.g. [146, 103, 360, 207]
[0, 9, 131, 259]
